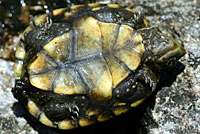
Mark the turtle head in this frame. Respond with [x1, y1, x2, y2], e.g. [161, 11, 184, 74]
[139, 27, 186, 68]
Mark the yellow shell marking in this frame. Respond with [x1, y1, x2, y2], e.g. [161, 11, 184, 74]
[28, 53, 54, 74]
[14, 60, 23, 79]
[130, 98, 145, 107]
[105, 56, 130, 88]
[86, 107, 101, 117]
[34, 14, 48, 26]
[28, 52, 57, 90]
[79, 59, 112, 102]
[75, 17, 114, 101]
[93, 69, 112, 101]
[135, 43, 145, 54]
[43, 33, 70, 62]
[91, 7, 101, 11]
[78, 119, 95, 127]
[34, 8, 66, 26]
[112, 107, 129, 116]
[53, 70, 85, 95]
[64, 11, 76, 18]
[28, 52, 57, 91]
[29, 70, 56, 91]
[27, 100, 40, 118]
[112, 102, 129, 116]
[99, 22, 118, 52]
[107, 4, 120, 8]
[98, 22, 132, 87]
[114, 25, 133, 50]
[39, 113, 56, 128]
[53, 8, 66, 15]
[58, 120, 75, 130]
[71, 4, 85, 10]
[132, 34, 145, 53]
[97, 114, 112, 122]
[113, 102, 127, 106]
[75, 16, 102, 58]
[125, 8, 137, 14]
[113, 25, 144, 71]
[88, 3, 104, 7]
[115, 49, 141, 70]
[21, 26, 33, 41]
[143, 19, 150, 27]
[132, 33, 143, 44]
[15, 43, 26, 60]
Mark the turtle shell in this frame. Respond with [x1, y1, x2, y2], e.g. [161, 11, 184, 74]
[13, 3, 185, 130]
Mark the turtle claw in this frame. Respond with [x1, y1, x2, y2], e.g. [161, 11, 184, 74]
[143, 74, 157, 91]
[138, 64, 158, 91]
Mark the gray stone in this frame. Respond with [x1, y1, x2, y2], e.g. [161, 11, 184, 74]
[0, 0, 199, 134]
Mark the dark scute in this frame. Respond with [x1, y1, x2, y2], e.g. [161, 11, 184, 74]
[139, 27, 165, 51]
[12, 79, 29, 106]
[91, 7, 145, 29]
[22, 22, 71, 72]
[24, 22, 70, 52]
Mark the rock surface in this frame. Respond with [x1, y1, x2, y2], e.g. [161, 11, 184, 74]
[0, 0, 199, 134]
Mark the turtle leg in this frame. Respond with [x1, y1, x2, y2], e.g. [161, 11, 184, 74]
[137, 64, 158, 91]
[113, 64, 158, 103]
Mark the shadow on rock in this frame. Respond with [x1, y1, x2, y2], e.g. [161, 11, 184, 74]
[157, 62, 185, 88]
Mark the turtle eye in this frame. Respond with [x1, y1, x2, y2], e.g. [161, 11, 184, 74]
[152, 37, 173, 57]
[156, 37, 185, 64]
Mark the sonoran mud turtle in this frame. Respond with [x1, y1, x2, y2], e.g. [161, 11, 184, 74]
[12, 3, 186, 130]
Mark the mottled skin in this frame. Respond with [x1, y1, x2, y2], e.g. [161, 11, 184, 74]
[12, 4, 186, 129]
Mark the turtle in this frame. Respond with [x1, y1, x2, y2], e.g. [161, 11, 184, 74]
[12, 3, 186, 130]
